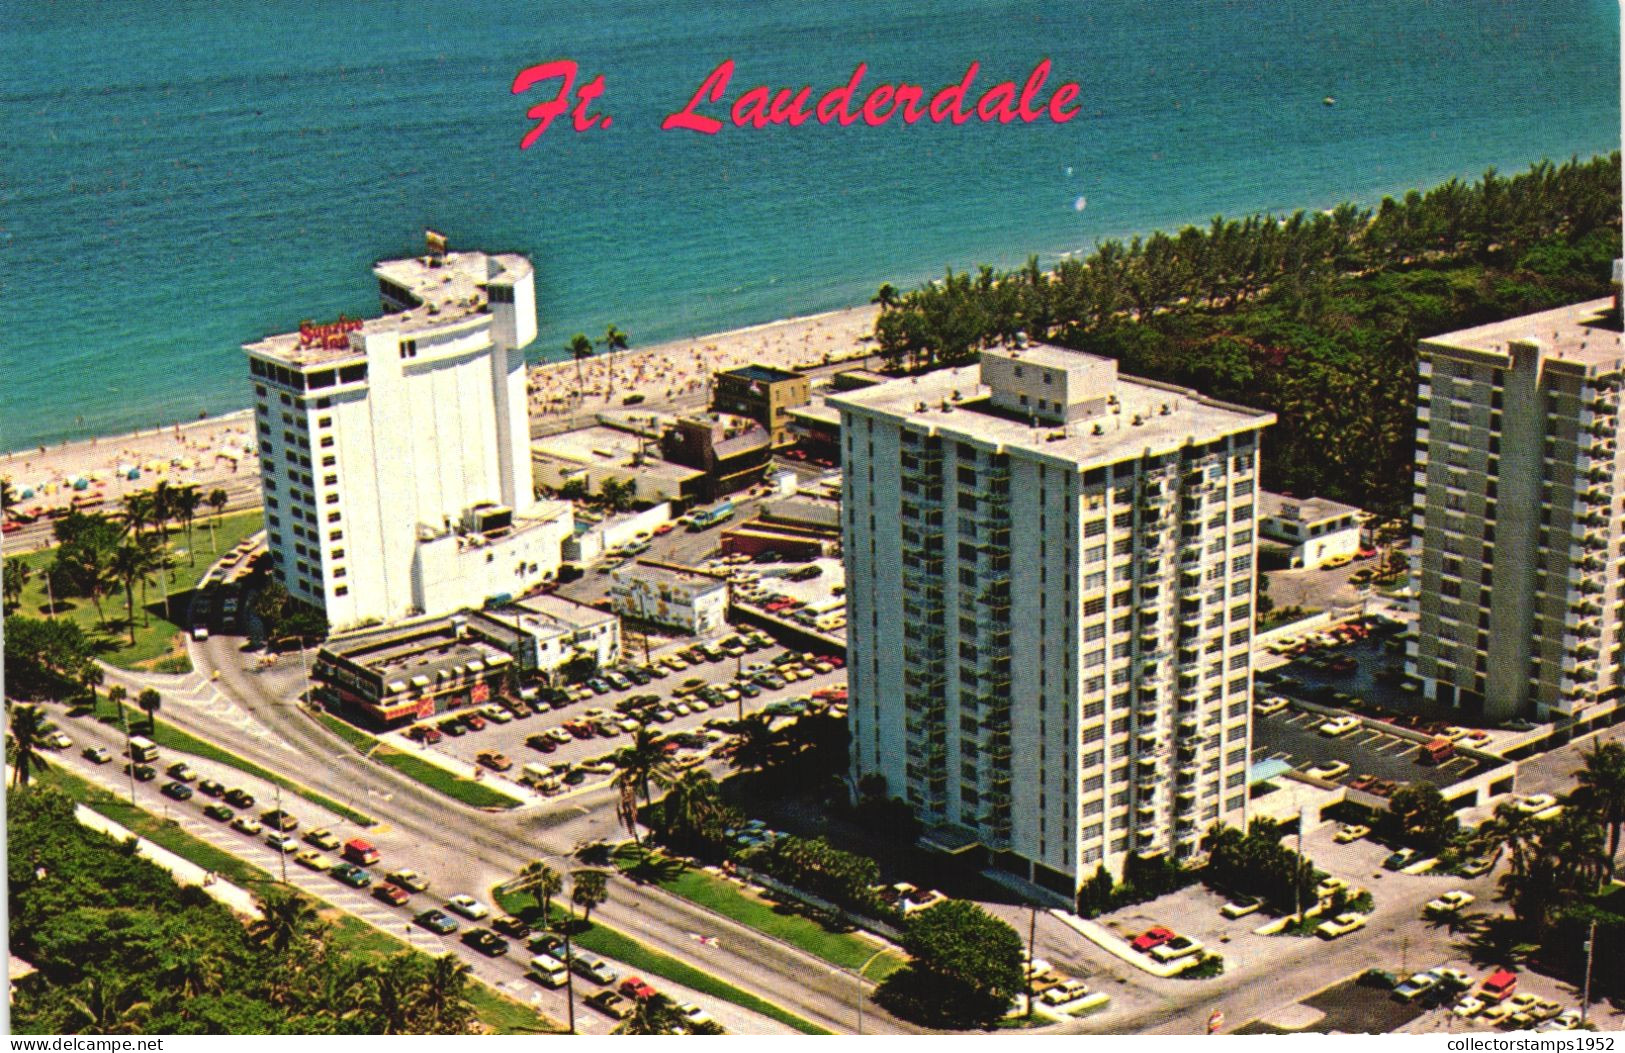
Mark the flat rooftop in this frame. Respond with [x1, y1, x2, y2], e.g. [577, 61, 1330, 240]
[613, 559, 729, 593]
[502, 592, 616, 630]
[1260, 491, 1361, 525]
[245, 249, 532, 368]
[532, 426, 704, 485]
[722, 363, 804, 384]
[829, 350, 1275, 469]
[1423, 297, 1624, 372]
[322, 619, 512, 689]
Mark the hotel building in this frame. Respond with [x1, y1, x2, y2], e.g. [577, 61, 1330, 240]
[832, 345, 1274, 897]
[1406, 298, 1625, 723]
[245, 238, 572, 630]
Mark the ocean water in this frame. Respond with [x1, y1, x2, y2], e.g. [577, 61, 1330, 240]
[4, 0, 1619, 452]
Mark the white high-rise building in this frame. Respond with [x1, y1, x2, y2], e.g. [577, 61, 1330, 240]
[1406, 298, 1625, 722]
[832, 346, 1274, 899]
[245, 238, 572, 630]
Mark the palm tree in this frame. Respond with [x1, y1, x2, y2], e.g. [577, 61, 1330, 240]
[417, 953, 475, 1034]
[249, 889, 322, 954]
[361, 953, 419, 1035]
[568, 333, 594, 399]
[518, 860, 563, 920]
[0, 476, 13, 517]
[3, 554, 31, 610]
[611, 725, 673, 846]
[207, 487, 228, 551]
[1574, 740, 1625, 879]
[159, 934, 223, 998]
[60, 974, 151, 1034]
[614, 993, 686, 1035]
[172, 485, 202, 564]
[656, 768, 727, 847]
[728, 712, 784, 777]
[6, 702, 50, 788]
[599, 324, 629, 399]
[872, 282, 900, 312]
[110, 539, 155, 644]
[121, 490, 154, 538]
[570, 869, 609, 925]
[137, 688, 161, 734]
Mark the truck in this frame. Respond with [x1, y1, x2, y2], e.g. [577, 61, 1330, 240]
[127, 735, 160, 763]
[687, 500, 735, 531]
[343, 838, 381, 865]
[1419, 736, 1455, 765]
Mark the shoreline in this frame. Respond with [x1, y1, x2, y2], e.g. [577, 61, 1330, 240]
[0, 304, 880, 518]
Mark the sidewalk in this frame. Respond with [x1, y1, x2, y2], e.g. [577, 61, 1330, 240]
[74, 804, 262, 920]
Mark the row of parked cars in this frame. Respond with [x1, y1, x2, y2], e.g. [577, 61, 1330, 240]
[1365, 965, 1582, 1030]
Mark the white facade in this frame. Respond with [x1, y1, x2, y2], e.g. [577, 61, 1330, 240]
[246, 243, 570, 630]
[475, 595, 621, 677]
[1258, 493, 1362, 569]
[609, 561, 729, 636]
[833, 346, 1274, 898]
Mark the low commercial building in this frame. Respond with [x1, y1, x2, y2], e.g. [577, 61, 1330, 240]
[661, 413, 771, 501]
[563, 503, 674, 565]
[610, 560, 730, 636]
[1258, 492, 1362, 569]
[532, 425, 704, 504]
[314, 615, 516, 725]
[474, 593, 621, 678]
[712, 363, 810, 447]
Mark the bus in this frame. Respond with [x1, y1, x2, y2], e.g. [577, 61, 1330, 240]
[687, 500, 735, 531]
[127, 736, 160, 763]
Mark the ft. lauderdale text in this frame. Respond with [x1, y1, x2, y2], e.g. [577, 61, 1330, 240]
[511, 58, 1084, 147]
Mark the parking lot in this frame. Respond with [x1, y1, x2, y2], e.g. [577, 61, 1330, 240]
[1251, 706, 1497, 792]
[376, 634, 847, 795]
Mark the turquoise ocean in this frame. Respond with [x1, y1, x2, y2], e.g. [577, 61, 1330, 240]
[4, 0, 1619, 452]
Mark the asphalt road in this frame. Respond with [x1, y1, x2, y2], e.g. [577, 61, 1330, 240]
[94, 628, 921, 1035]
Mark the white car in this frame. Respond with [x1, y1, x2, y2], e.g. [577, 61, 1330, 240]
[1514, 793, 1557, 814]
[1537, 1009, 1583, 1032]
[1315, 913, 1368, 939]
[445, 894, 491, 920]
[1255, 696, 1290, 716]
[44, 731, 73, 750]
[266, 832, 299, 853]
[1453, 996, 1488, 1018]
[676, 1002, 718, 1030]
[1039, 979, 1091, 1006]
[1305, 760, 1350, 781]
[1426, 891, 1476, 915]
[1319, 716, 1360, 736]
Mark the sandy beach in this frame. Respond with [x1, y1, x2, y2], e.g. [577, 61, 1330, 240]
[1, 303, 880, 526]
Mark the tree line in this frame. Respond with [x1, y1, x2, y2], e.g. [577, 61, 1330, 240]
[871, 154, 1622, 517]
[7, 787, 485, 1035]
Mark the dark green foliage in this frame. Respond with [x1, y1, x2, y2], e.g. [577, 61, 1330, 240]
[873, 155, 1621, 518]
[1386, 782, 1460, 852]
[1201, 819, 1318, 914]
[8, 787, 477, 1034]
[4, 616, 100, 700]
[875, 900, 1025, 1028]
[746, 835, 882, 915]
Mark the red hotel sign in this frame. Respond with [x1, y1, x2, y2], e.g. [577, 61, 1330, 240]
[298, 315, 364, 350]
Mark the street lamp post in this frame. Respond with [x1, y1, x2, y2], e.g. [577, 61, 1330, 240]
[275, 782, 288, 884]
[1581, 918, 1597, 1026]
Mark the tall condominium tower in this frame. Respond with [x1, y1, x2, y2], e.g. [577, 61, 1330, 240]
[832, 346, 1274, 898]
[244, 237, 572, 630]
[1406, 298, 1625, 723]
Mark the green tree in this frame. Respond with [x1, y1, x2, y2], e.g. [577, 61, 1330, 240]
[249, 889, 323, 955]
[570, 869, 609, 925]
[416, 953, 475, 1034]
[4, 616, 98, 699]
[136, 688, 161, 734]
[877, 900, 1025, 1028]
[611, 725, 673, 846]
[109, 537, 160, 644]
[3, 554, 31, 610]
[1388, 782, 1460, 852]
[614, 993, 686, 1035]
[360, 953, 419, 1035]
[568, 333, 595, 396]
[206, 487, 229, 551]
[1574, 740, 1625, 879]
[51, 511, 120, 627]
[517, 860, 563, 919]
[599, 324, 630, 398]
[728, 712, 785, 778]
[655, 769, 733, 851]
[6, 702, 51, 788]
[59, 975, 151, 1035]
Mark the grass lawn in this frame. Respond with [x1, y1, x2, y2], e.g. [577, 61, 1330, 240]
[492, 888, 830, 1035]
[86, 693, 376, 826]
[12, 510, 263, 671]
[613, 844, 906, 981]
[315, 712, 522, 810]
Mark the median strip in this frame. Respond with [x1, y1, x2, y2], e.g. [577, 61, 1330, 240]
[315, 712, 523, 809]
[492, 887, 831, 1035]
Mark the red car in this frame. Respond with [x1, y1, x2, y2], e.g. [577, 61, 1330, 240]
[407, 725, 444, 744]
[619, 976, 658, 1002]
[653, 523, 675, 536]
[1131, 926, 1176, 953]
[373, 883, 411, 906]
[461, 713, 487, 731]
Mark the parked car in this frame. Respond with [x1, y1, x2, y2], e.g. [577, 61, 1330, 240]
[415, 909, 459, 935]
[160, 781, 195, 801]
[1318, 716, 1360, 736]
[261, 808, 299, 832]
[197, 778, 226, 797]
[1426, 890, 1476, 915]
[1458, 856, 1495, 878]
[1220, 896, 1261, 919]
[1333, 823, 1370, 844]
[445, 894, 491, 920]
[223, 788, 256, 809]
[585, 990, 632, 1019]
[331, 863, 374, 889]
[373, 883, 411, 907]
[476, 751, 513, 772]
[203, 804, 235, 822]
[1254, 696, 1290, 715]
[230, 816, 265, 836]
[1383, 848, 1420, 871]
[82, 746, 113, 764]
[1305, 760, 1350, 781]
[619, 976, 659, 1002]
[571, 954, 618, 984]
[407, 725, 444, 744]
[125, 763, 157, 782]
[303, 827, 342, 850]
[295, 849, 334, 871]
[166, 762, 197, 782]
[387, 868, 431, 892]
[265, 832, 299, 854]
[1130, 926, 1176, 953]
[1316, 913, 1369, 939]
[492, 915, 532, 940]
